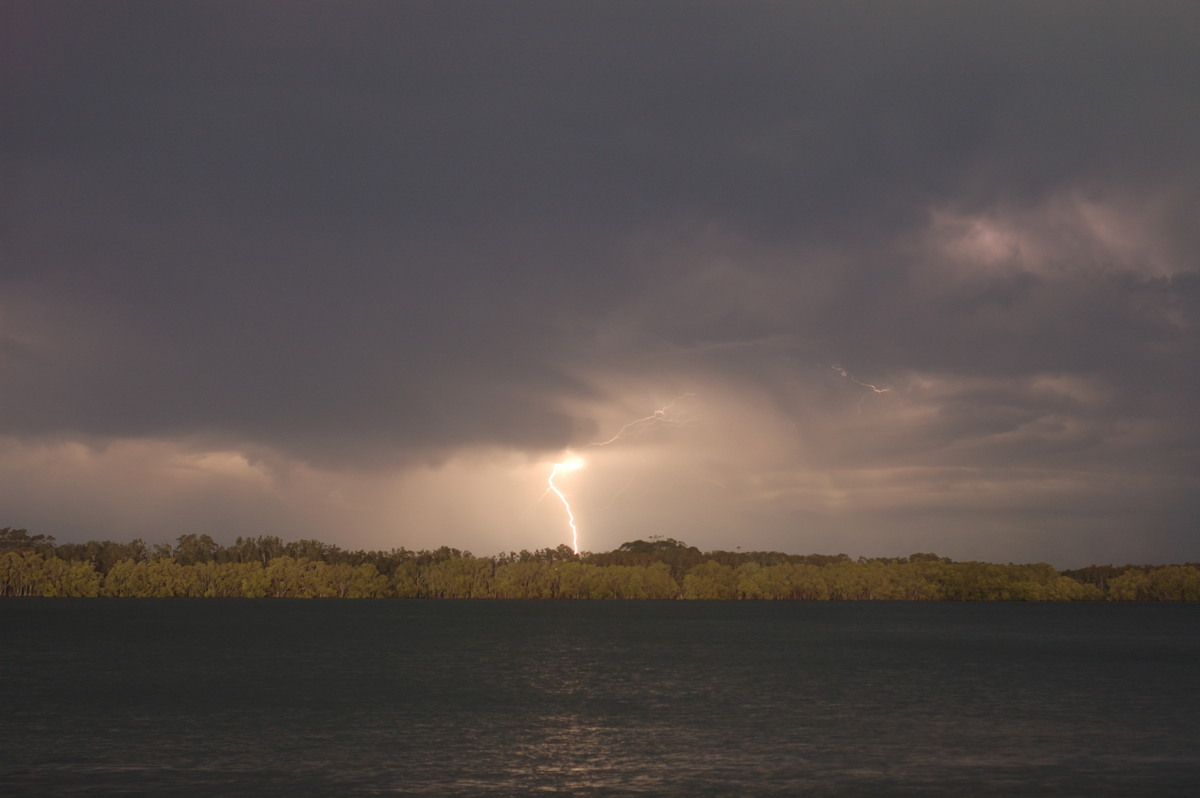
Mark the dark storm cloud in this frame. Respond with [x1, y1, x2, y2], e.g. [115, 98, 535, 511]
[3, 2, 1198, 560]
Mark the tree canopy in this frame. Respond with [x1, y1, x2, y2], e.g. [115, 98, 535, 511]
[1, 528, 1197, 600]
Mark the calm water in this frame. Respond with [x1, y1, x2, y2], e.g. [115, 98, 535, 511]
[1, 600, 1197, 796]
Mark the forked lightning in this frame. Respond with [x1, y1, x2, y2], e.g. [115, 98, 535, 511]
[548, 396, 698, 554]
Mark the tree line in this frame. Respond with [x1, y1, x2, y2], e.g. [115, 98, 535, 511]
[2, 528, 1197, 600]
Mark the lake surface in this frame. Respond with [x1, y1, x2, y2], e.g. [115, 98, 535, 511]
[2, 600, 1197, 796]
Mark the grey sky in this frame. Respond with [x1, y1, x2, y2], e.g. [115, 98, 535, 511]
[3, 1, 1197, 566]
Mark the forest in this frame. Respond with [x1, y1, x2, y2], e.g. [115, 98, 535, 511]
[2, 527, 1198, 601]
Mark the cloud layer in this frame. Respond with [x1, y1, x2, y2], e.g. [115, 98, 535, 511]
[3, 2, 1198, 565]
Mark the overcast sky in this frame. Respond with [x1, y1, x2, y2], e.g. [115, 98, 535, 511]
[3, 2, 1197, 566]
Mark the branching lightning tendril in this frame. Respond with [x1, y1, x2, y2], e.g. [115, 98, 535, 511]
[831, 364, 889, 394]
[586, 394, 698, 448]
[831, 364, 890, 412]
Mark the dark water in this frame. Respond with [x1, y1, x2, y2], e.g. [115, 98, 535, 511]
[2, 600, 1198, 796]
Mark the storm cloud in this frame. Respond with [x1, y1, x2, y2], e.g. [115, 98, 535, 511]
[3, 1, 1198, 565]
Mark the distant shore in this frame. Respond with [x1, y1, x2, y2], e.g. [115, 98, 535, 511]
[3, 529, 1196, 600]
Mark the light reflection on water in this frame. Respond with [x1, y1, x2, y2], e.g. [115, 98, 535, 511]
[1, 600, 1198, 795]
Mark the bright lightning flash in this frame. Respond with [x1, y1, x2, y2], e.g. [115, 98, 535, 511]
[548, 454, 586, 555]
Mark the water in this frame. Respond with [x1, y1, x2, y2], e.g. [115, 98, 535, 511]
[2, 600, 1197, 796]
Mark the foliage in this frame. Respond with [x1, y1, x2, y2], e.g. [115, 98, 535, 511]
[1, 529, 1197, 600]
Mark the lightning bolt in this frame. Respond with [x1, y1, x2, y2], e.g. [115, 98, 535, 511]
[546, 395, 699, 554]
[548, 454, 585, 555]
